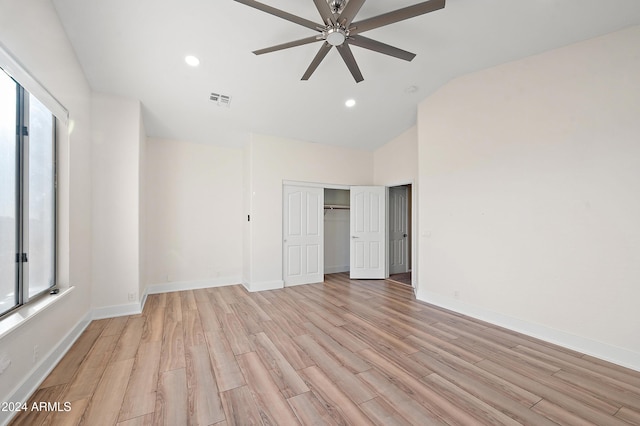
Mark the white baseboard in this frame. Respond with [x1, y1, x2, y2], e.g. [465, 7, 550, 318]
[242, 280, 284, 292]
[146, 276, 241, 295]
[283, 280, 317, 287]
[1, 312, 92, 426]
[91, 302, 142, 320]
[418, 289, 640, 373]
[92, 276, 242, 320]
[325, 265, 349, 274]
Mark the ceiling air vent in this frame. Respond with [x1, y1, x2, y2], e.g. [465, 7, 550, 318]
[210, 92, 232, 107]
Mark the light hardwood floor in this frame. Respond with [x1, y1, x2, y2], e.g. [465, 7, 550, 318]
[9, 273, 640, 425]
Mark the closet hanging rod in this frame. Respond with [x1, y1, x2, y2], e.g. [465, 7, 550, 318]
[324, 204, 350, 210]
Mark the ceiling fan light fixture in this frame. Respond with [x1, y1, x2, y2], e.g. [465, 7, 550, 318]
[325, 27, 347, 46]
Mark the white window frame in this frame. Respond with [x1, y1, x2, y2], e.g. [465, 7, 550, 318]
[1, 43, 61, 318]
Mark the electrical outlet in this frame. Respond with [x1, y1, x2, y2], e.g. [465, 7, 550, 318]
[128, 292, 137, 302]
[33, 345, 39, 363]
[454, 290, 460, 299]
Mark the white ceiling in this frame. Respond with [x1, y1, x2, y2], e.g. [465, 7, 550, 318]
[51, 0, 640, 151]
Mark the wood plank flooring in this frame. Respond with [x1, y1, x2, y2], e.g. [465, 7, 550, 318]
[9, 273, 640, 425]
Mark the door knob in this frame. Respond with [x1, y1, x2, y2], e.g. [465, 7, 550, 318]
[351, 236, 359, 239]
[403, 233, 408, 238]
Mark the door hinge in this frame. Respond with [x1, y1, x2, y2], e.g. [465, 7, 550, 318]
[16, 253, 28, 262]
[22, 126, 28, 136]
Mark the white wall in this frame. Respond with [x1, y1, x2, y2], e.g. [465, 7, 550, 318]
[146, 138, 243, 288]
[374, 126, 419, 288]
[373, 125, 418, 186]
[91, 94, 143, 312]
[0, 0, 93, 416]
[245, 134, 373, 291]
[418, 26, 640, 369]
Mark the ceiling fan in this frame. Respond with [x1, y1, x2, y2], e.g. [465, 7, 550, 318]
[234, 0, 445, 82]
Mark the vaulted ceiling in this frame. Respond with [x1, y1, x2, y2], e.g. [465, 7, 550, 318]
[51, 0, 640, 150]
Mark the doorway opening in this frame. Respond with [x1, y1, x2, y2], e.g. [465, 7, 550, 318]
[388, 184, 412, 286]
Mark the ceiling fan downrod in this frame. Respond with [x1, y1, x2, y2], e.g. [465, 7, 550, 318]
[328, 0, 347, 14]
[325, 0, 349, 45]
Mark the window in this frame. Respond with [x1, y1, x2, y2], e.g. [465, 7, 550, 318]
[0, 67, 56, 317]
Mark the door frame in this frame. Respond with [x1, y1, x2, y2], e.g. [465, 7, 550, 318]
[385, 180, 417, 291]
[283, 181, 350, 191]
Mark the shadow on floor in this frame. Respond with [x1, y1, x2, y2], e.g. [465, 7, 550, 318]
[388, 271, 411, 286]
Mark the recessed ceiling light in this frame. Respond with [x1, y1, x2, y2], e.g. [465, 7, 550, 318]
[185, 55, 200, 67]
[345, 99, 356, 108]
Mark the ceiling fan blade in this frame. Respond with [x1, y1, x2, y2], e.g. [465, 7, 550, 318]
[313, 0, 335, 25]
[337, 0, 366, 27]
[234, 0, 321, 31]
[302, 42, 332, 80]
[336, 43, 364, 83]
[349, 0, 445, 35]
[347, 35, 416, 61]
[254, 36, 321, 55]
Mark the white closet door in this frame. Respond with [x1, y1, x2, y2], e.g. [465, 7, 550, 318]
[350, 186, 387, 279]
[283, 185, 324, 286]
